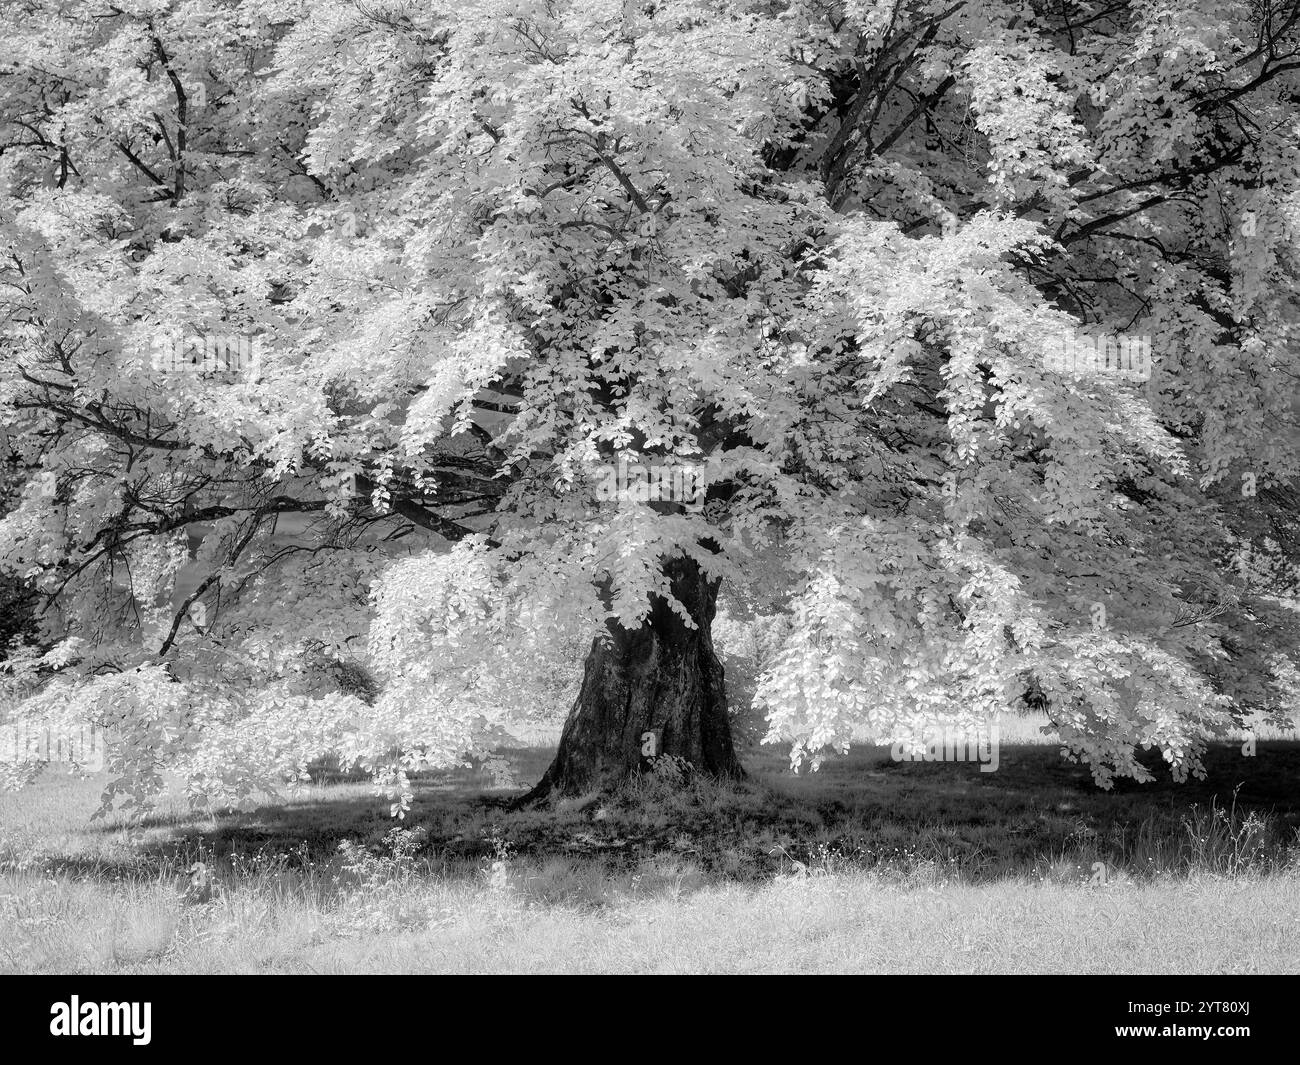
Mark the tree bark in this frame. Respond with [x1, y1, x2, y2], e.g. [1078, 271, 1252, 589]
[522, 555, 743, 800]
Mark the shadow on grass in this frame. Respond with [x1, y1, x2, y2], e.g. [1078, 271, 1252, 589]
[51, 740, 1300, 894]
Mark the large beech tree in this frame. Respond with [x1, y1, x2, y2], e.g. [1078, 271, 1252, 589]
[2, 0, 1300, 809]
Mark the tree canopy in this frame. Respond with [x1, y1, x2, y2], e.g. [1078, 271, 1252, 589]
[2, 0, 1299, 811]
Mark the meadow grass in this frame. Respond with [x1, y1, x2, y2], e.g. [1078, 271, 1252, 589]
[2, 714, 1299, 973]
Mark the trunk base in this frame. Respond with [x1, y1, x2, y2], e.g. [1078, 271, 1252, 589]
[519, 556, 743, 804]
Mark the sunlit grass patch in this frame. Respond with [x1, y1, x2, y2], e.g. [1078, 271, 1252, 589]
[3, 736, 1300, 972]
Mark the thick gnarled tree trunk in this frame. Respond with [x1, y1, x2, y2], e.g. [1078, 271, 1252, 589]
[524, 555, 743, 800]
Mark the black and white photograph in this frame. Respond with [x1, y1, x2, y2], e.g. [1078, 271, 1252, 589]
[0, 0, 1297, 1020]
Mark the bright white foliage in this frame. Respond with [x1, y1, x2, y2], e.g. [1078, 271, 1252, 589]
[1, 0, 1299, 813]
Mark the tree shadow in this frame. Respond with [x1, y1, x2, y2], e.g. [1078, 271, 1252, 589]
[34, 740, 1300, 894]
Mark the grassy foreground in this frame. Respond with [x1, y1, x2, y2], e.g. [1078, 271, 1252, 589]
[2, 728, 1299, 973]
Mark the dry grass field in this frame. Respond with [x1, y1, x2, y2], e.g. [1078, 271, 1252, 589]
[2, 712, 1298, 973]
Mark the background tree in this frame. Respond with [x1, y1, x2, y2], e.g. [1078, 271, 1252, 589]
[0, 446, 41, 654]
